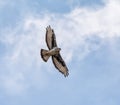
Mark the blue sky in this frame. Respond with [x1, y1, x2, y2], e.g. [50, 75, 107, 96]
[0, 0, 120, 105]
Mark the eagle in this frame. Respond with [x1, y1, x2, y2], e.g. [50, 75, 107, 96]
[40, 26, 69, 77]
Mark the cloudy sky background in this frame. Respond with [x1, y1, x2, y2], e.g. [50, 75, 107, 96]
[0, 0, 120, 105]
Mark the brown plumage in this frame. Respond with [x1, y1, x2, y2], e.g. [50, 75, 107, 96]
[40, 25, 69, 77]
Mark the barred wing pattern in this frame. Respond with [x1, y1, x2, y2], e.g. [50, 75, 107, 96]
[46, 26, 57, 50]
[41, 25, 69, 77]
[52, 54, 69, 77]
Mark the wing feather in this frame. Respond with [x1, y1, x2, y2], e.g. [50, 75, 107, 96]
[52, 54, 69, 77]
[46, 26, 57, 50]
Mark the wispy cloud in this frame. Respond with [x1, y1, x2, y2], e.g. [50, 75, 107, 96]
[0, 0, 120, 95]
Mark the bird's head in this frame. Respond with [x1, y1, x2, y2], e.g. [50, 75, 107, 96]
[55, 47, 61, 52]
[58, 48, 61, 51]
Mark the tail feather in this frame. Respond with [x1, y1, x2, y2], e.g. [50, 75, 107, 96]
[41, 49, 50, 62]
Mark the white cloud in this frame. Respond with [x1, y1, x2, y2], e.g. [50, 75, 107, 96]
[67, 1, 120, 37]
[1, 0, 120, 95]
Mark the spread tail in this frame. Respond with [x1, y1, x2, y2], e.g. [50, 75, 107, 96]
[41, 49, 50, 62]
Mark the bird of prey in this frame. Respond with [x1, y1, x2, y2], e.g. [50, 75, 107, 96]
[40, 26, 69, 77]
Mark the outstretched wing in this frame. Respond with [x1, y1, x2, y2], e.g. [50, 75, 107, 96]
[46, 26, 57, 50]
[52, 54, 69, 77]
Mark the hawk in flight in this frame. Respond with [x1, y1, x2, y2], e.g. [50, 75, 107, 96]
[41, 26, 69, 77]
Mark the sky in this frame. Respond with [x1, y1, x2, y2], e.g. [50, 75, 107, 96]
[0, 0, 120, 105]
